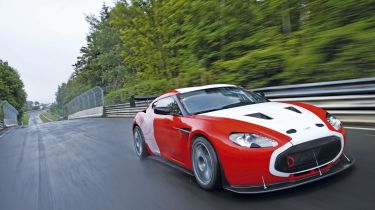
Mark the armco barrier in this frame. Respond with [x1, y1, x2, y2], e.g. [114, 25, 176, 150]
[103, 77, 375, 127]
[104, 101, 149, 118]
[0, 119, 4, 131]
[252, 77, 375, 98]
[252, 77, 375, 127]
[270, 95, 375, 127]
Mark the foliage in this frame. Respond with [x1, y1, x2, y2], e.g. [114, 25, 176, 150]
[0, 60, 27, 118]
[21, 112, 29, 125]
[56, 0, 375, 113]
[40, 111, 60, 123]
[39, 112, 50, 123]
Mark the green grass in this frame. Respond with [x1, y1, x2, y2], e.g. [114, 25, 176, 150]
[21, 112, 29, 125]
[39, 113, 49, 123]
[40, 111, 60, 123]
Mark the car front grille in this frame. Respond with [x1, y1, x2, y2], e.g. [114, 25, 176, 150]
[275, 136, 342, 173]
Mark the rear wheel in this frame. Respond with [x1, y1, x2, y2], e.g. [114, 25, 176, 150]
[133, 126, 148, 159]
[192, 136, 221, 190]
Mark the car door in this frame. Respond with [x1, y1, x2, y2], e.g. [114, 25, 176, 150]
[153, 96, 189, 165]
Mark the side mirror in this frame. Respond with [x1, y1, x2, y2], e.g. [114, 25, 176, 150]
[154, 107, 170, 115]
[170, 108, 182, 117]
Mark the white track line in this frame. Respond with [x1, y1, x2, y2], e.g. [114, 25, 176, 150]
[345, 126, 375, 131]
[0, 128, 13, 139]
[40, 112, 54, 122]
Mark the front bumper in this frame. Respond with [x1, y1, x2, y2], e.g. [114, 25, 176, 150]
[224, 153, 354, 194]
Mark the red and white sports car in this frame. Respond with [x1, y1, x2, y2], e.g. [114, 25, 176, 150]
[132, 84, 354, 193]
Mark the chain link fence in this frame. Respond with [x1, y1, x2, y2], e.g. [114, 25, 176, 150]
[0, 101, 19, 127]
[66, 87, 104, 119]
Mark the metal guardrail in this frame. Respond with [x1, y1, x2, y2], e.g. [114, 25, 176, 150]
[252, 77, 375, 127]
[270, 95, 375, 127]
[103, 77, 375, 128]
[104, 101, 149, 118]
[252, 77, 375, 98]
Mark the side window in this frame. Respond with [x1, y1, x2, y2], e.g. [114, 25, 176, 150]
[153, 97, 172, 109]
[153, 97, 182, 116]
[169, 100, 182, 116]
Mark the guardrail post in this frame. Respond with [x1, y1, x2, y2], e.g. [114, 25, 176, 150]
[130, 96, 135, 107]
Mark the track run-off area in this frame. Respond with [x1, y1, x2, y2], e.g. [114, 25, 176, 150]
[0, 117, 374, 210]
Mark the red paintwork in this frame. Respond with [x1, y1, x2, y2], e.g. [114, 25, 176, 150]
[154, 114, 190, 165]
[134, 96, 346, 187]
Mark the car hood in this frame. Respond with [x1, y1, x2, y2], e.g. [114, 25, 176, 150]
[199, 102, 335, 145]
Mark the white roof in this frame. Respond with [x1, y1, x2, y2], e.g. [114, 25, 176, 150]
[176, 84, 235, 93]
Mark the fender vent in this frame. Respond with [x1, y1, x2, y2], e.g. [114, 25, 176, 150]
[285, 106, 302, 114]
[245, 113, 272, 120]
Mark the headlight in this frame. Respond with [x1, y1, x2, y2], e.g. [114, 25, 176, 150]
[229, 133, 278, 148]
[326, 113, 342, 130]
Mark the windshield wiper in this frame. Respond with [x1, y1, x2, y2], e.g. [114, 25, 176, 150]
[192, 101, 254, 115]
[221, 101, 254, 109]
[193, 108, 223, 115]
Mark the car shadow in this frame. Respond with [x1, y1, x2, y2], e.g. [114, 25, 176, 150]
[143, 154, 356, 202]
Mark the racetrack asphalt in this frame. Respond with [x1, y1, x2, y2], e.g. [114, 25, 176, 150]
[0, 118, 374, 210]
[28, 110, 43, 126]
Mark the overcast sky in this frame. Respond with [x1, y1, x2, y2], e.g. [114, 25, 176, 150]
[0, 0, 114, 103]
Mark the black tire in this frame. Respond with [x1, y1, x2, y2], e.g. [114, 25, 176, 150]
[133, 126, 148, 159]
[191, 136, 221, 190]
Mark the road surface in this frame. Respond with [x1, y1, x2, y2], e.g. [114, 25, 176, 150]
[0, 118, 374, 210]
[28, 110, 43, 126]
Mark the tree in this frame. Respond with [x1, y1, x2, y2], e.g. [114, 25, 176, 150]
[73, 3, 126, 91]
[56, 0, 375, 110]
[0, 59, 27, 117]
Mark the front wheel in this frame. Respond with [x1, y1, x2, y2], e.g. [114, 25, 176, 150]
[192, 136, 221, 190]
[133, 126, 148, 159]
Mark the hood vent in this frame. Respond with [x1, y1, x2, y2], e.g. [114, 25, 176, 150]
[285, 106, 302, 114]
[286, 129, 297, 134]
[245, 113, 273, 120]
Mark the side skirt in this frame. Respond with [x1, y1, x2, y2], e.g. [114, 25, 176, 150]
[148, 156, 194, 176]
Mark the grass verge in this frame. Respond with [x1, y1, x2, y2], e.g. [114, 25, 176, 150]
[21, 112, 29, 125]
[40, 111, 60, 123]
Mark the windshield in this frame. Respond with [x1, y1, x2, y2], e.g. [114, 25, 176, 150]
[177, 87, 268, 115]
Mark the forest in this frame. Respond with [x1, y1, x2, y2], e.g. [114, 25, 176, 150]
[0, 60, 27, 118]
[55, 0, 375, 116]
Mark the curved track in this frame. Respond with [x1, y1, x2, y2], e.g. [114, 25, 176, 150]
[28, 110, 43, 126]
[0, 118, 374, 210]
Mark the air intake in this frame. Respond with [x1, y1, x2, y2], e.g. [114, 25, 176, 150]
[245, 113, 272, 120]
[285, 106, 302, 114]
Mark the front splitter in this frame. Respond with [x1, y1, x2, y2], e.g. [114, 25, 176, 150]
[225, 153, 355, 194]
